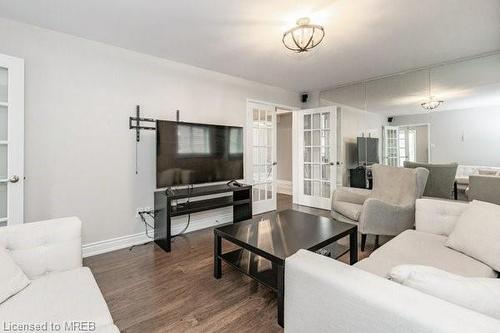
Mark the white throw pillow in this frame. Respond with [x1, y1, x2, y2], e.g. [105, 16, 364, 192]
[446, 200, 500, 271]
[0, 247, 30, 303]
[389, 265, 500, 320]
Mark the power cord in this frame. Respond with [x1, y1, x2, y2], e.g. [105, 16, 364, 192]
[135, 183, 194, 250]
[172, 184, 193, 238]
[138, 210, 155, 239]
[130, 210, 155, 251]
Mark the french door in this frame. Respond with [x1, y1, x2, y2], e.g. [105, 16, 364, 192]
[293, 107, 337, 210]
[384, 125, 430, 167]
[246, 101, 277, 214]
[383, 126, 399, 166]
[0, 54, 24, 226]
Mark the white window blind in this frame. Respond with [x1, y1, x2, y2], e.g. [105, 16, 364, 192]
[177, 125, 210, 154]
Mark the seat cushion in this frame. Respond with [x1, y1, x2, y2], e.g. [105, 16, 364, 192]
[334, 201, 363, 221]
[0, 267, 114, 330]
[354, 230, 497, 278]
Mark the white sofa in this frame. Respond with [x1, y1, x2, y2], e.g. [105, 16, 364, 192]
[455, 165, 500, 188]
[0, 217, 119, 333]
[285, 198, 500, 332]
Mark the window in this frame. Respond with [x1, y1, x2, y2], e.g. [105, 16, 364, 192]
[229, 127, 243, 155]
[177, 125, 210, 155]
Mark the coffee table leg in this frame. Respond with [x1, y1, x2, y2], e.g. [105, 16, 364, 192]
[214, 232, 222, 279]
[349, 229, 358, 265]
[277, 264, 285, 327]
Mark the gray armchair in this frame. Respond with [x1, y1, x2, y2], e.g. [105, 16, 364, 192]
[467, 175, 500, 205]
[331, 164, 429, 251]
[403, 161, 458, 199]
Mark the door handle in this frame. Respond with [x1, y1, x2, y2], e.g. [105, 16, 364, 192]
[8, 175, 19, 183]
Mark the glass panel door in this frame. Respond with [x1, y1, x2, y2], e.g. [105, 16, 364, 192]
[0, 67, 7, 227]
[398, 129, 408, 166]
[295, 107, 336, 210]
[0, 53, 24, 227]
[247, 101, 276, 214]
[383, 126, 399, 166]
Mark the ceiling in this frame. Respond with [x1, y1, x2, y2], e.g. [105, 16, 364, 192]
[0, 0, 499, 92]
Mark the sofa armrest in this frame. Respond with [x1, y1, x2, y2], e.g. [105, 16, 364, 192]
[416, 198, 468, 236]
[0, 217, 82, 279]
[359, 198, 414, 235]
[285, 250, 500, 333]
[332, 187, 371, 206]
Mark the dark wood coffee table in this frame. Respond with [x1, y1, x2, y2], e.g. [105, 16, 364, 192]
[213, 209, 358, 327]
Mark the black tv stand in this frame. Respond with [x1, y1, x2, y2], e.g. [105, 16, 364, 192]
[154, 183, 253, 252]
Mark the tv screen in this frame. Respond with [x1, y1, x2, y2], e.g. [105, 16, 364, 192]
[156, 120, 244, 188]
[357, 137, 379, 165]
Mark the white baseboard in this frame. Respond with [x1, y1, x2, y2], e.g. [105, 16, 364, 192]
[82, 207, 234, 258]
[277, 179, 292, 195]
[83, 232, 151, 258]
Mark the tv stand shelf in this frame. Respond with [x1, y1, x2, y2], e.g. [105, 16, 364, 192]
[171, 197, 250, 217]
[154, 183, 252, 252]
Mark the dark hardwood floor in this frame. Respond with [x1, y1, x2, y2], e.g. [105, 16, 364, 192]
[84, 194, 374, 333]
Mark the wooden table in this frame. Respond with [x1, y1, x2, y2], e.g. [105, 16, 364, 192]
[213, 209, 358, 327]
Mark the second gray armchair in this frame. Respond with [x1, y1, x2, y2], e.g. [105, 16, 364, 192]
[403, 161, 458, 199]
[331, 164, 429, 251]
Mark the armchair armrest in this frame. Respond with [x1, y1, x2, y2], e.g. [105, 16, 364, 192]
[0, 217, 82, 279]
[332, 187, 371, 206]
[359, 198, 414, 235]
[285, 250, 500, 333]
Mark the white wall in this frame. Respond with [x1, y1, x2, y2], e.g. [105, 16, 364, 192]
[414, 125, 429, 163]
[392, 106, 500, 166]
[277, 113, 292, 181]
[0, 18, 299, 250]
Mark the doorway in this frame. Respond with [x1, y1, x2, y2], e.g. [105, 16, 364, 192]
[276, 111, 293, 197]
[246, 101, 296, 215]
[383, 124, 430, 166]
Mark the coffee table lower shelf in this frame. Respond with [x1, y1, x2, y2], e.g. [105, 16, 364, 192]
[220, 249, 278, 292]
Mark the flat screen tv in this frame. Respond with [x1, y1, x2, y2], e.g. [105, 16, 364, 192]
[156, 120, 244, 188]
[357, 137, 379, 165]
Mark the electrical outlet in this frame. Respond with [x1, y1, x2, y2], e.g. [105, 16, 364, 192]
[136, 207, 153, 217]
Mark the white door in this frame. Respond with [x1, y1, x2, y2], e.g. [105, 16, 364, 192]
[397, 126, 419, 165]
[294, 107, 336, 210]
[383, 126, 399, 166]
[0, 54, 24, 226]
[246, 101, 277, 214]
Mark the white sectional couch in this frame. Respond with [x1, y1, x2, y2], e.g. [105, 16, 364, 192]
[455, 164, 500, 188]
[285, 198, 500, 332]
[0, 217, 118, 333]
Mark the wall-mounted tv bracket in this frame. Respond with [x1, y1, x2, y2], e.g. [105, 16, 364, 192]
[129, 106, 181, 174]
[129, 105, 156, 174]
[129, 105, 156, 142]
